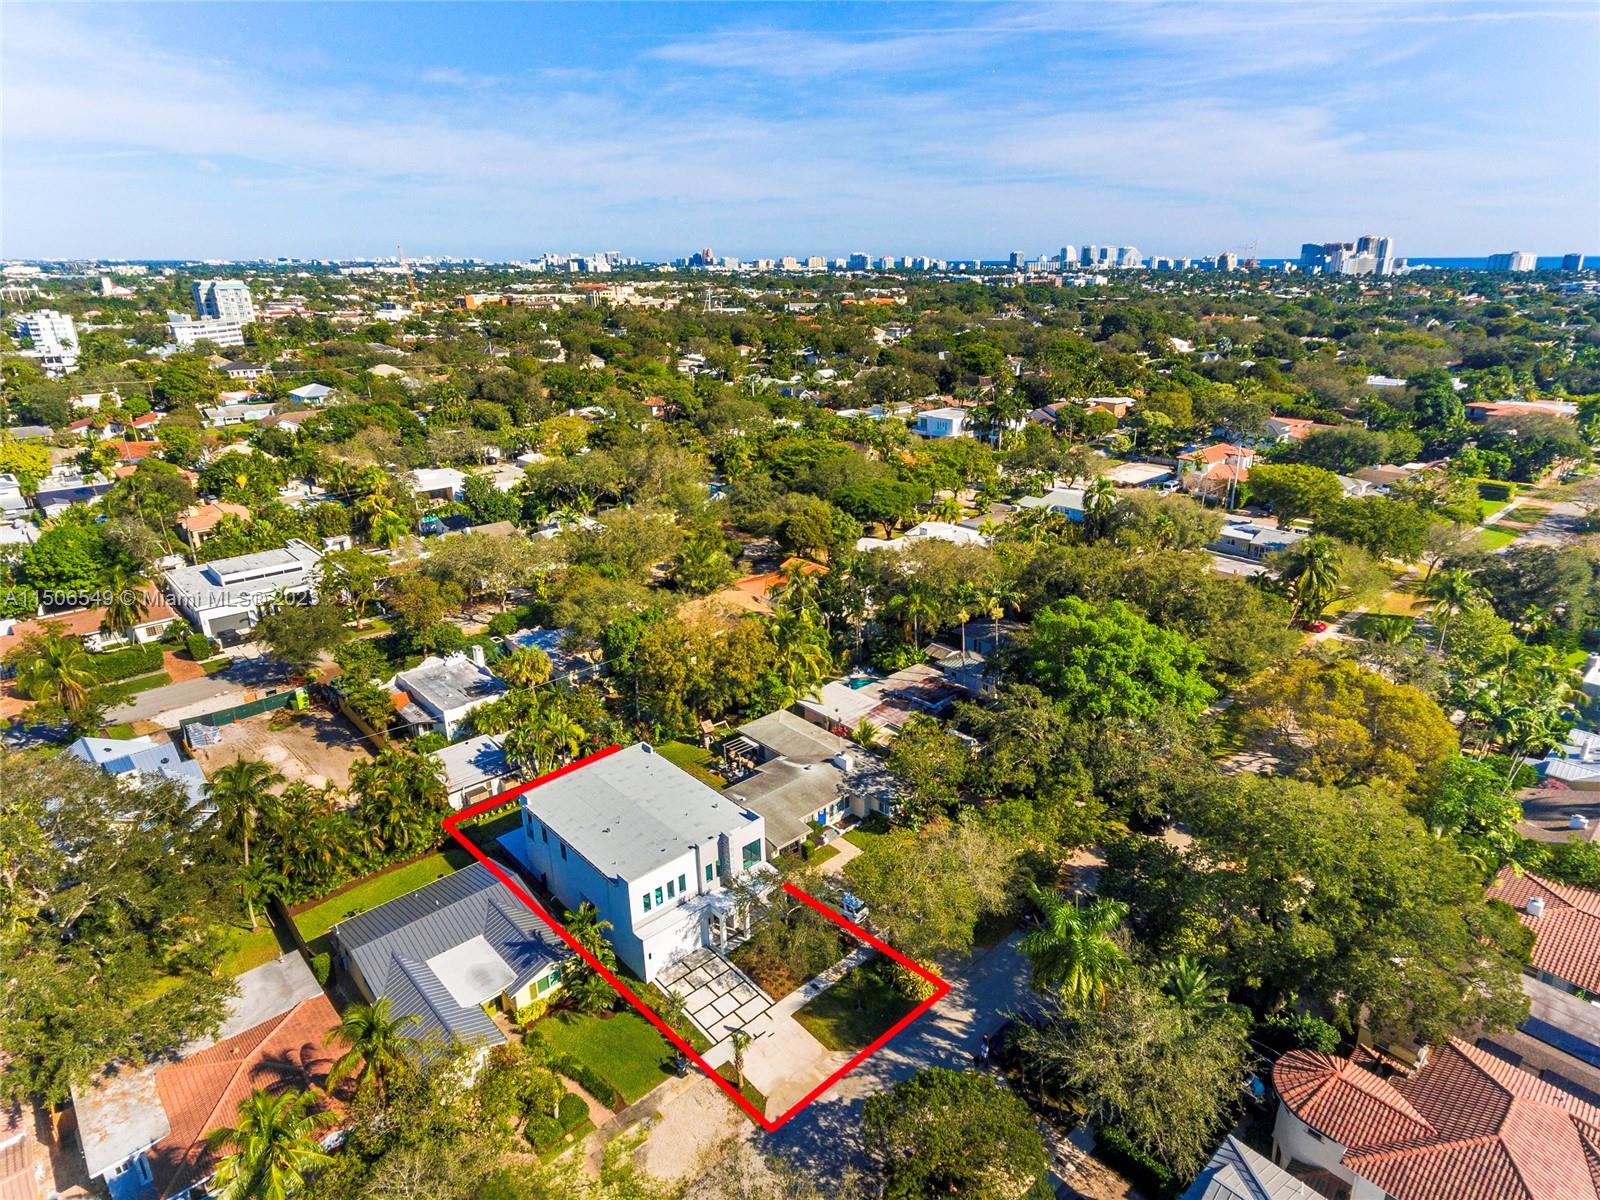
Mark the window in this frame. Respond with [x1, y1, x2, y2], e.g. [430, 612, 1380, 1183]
[559, 841, 567, 861]
[655, 886, 664, 905]
[643, 893, 652, 913]
[537, 966, 562, 995]
[742, 840, 761, 870]
[678, 873, 687, 893]
[706, 864, 714, 882]
[540, 822, 548, 844]
[667, 880, 675, 899]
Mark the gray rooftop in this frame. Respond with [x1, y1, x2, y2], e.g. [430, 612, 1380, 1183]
[1179, 1136, 1320, 1200]
[434, 733, 511, 795]
[332, 862, 568, 1050]
[737, 709, 850, 765]
[393, 654, 507, 717]
[524, 743, 761, 880]
[726, 759, 842, 849]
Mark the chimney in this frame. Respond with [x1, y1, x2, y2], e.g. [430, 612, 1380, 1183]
[1527, 896, 1547, 918]
[468, 643, 486, 668]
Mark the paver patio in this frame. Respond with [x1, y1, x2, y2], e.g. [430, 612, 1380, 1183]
[658, 947, 774, 1040]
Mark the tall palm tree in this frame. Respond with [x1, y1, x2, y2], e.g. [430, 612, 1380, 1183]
[886, 580, 939, 648]
[1019, 888, 1130, 1009]
[325, 997, 417, 1100]
[1421, 567, 1480, 655]
[208, 759, 285, 929]
[1280, 535, 1342, 622]
[100, 565, 150, 643]
[205, 1089, 335, 1200]
[12, 629, 98, 719]
[1082, 476, 1118, 540]
[496, 647, 552, 690]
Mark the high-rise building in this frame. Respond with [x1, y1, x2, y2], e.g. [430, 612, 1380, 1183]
[1081, 244, 1099, 267]
[1487, 251, 1537, 272]
[1058, 246, 1077, 269]
[847, 252, 871, 271]
[1217, 251, 1239, 272]
[1299, 236, 1394, 276]
[805, 257, 826, 270]
[191, 279, 256, 324]
[1008, 251, 1024, 269]
[1562, 253, 1586, 271]
[1117, 246, 1142, 269]
[12, 309, 80, 375]
[167, 313, 246, 348]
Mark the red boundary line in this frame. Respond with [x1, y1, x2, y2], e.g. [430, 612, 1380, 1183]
[441, 744, 950, 1131]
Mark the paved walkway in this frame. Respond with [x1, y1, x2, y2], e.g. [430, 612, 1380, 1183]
[817, 836, 862, 875]
[658, 947, 772, 1041]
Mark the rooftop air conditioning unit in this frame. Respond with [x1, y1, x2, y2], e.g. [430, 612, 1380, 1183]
[1528, 896, 1547, 917]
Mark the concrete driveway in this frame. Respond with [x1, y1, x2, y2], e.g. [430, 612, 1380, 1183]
[106, 657, 290, 726]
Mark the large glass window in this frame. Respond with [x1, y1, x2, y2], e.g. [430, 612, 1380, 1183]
[705, 864, 714, 883]
[643, 893, 652, 913]
[655, 886, 664, 905]
[742, 840, 761, 869]
[678, 873, 687, 893]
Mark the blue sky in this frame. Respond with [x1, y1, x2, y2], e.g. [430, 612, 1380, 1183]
[3, 1, 1597, 260]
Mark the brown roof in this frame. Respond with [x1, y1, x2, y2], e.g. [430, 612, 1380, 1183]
[0, 587, 177, 656]
[0, 1053, 44, 1200]
[1487, 867, 1600, 993]
[1274, 1039, 1600, 1200]
[146, 994, 343, 1198]
[178, 501, 253, 534]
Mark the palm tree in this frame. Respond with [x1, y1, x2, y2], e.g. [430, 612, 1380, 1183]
[1082, 475, 1117, 540]
[325, 997, 417, 1100]
[205, 1089, 335, 1200]
[12, 629, 98, 720]
[1019, 888, 1130, 1009]
[496, 647, 552, 689]
[1421, 567, 1480, 655]
[930, 495, 962, 523]
[729, 1028, 752, 1090]
[1280, 535, 1342, 622]
[886, 580, 939, 649]
[853, 719, 881, 749]
[208, 759, 285, 929]
[1162, 956, 1226, 1013]
[100, 565, 150, 644]
[653, 989, 692, 1042]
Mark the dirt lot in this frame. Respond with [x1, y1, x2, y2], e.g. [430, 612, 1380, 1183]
[191, 706, 376, 793]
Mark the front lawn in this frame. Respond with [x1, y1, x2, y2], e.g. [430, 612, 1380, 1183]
[533, 1008, 680, 1105]
[656, 739, 725, 790]
[843, 815, 891, 855]
[291, 845, 474, 952]
[1478, 524, 1518, 551]
[794, 957, 918, 1052]
[716, 1065, 767, 1115]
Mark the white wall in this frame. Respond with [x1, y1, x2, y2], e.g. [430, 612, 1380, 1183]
[1272, 1103, 1379, 1199]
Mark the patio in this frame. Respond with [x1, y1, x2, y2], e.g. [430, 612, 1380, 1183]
[657, 947, 773, 1041]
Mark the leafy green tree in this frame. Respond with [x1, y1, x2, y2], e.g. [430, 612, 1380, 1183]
[317, 550, 386, 629]
[255, 601, 348, 675]
[1422, 754, 1522, 863]
[1317, 495, 1432, 561]
[1019, 889, 1130, 1008]
[862, 1068, 1049, 1200]
[1008, 596, 1215, 721]
[206, 1088, 336, 1200]
[885, 715, 972, 827]
[21, 519, 116, 596]
[1245, 463, 1344, 526]
[326, 997, 418, 1101]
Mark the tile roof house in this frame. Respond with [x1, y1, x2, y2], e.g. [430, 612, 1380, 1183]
[0, 584, 177, 653]
[175, 501, 253, 548]
[0, 1053, 48, 1200]
[72, 953, 344, 1200]
[1486, 867, 1600, 997]
[329, 862, 570, 1055]
[1270, 1039, 1600, 1200]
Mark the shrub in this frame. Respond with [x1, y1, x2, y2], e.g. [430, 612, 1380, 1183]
[185, 633, 215, 662]
[1477, 478, 1518, 502]
[515, 997, 552, 1026]
[486, 612, 520, 638]
[1260, 1010, 1340, 1054]
[557, 1091, 588, 1127]
[524, 1114, 562, 1149]
[890, 957, 942, 1003]
[549, 1053, 624, 1111]
[310, 952, 331, 986]
[88, 643, 165, 682]
[1095, 1122, 1180, 1199]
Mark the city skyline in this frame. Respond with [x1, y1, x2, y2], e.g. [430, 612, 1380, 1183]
[3, 2, 1598, 260]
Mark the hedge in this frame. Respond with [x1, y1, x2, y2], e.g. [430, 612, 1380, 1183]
[548, 1052, 625, 1111]
[89, 643, 165, 682]
[92, 670, 173, 706]
[1094, 1123, 1181, 1200]
[310, 952, 331, 986]
[1477, 478, 1518, 502]
[525, 1091, 592, 1153]
[186, 633, 216, 662]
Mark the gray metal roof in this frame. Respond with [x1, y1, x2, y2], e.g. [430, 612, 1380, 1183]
[333, 862, 568, 1047]
[1179, 1136, 1320, 1200]
[433, 733, 510, 794]
[737, 709, 849, 765]
[522, 743, 762, 880]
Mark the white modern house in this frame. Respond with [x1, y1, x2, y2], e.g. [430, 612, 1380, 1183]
[514, 744, 769, 983]
[163, 539, 324, 640]
[912, 406, 971, 438]
[385, 649, 507, 741]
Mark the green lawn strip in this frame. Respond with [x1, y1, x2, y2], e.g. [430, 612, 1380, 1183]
[804, 842, 840, 867]
[218, 920, 295, 978]
[290, 845, 474, 953]
[655, 739, 726, 789]
[200, 657, 234, 675]
[92, 670, 173, 705]
[1477, 496, 1507, 521]
[715, 1065, 767, 1115]
[532, 1008, 679, 1105]
[793, 958, 917, 1052]
[1477, 525, 1518, 551]
[842, 816, 891, 855]
[643, 984, 711, 1052]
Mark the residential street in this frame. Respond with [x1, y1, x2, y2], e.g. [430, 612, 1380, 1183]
[105, 656, 288, 726]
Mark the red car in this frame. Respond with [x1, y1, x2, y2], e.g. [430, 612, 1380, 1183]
[1299, 619, 1329, 633]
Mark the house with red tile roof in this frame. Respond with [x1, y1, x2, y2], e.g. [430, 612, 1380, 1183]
[0, 584, 178, 655]
[1486, 867, 1600, 997]
[1271, 1038, 1600, 1199]
[72, 953, 343, 1200]
[0, 1053, 48, 1200]
[175, 501, 253, 548]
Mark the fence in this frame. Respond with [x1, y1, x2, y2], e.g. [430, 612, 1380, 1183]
[180, 687, 307, 744]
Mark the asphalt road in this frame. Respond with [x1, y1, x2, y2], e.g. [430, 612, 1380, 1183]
[106, 657, 289, 725]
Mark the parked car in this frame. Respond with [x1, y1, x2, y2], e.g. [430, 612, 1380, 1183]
[1298, 619, 1329, 632]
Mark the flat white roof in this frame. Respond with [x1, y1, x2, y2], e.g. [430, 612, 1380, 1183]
[426, 934, 515, 1008]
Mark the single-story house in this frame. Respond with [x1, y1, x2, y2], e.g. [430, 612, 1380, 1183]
[385, 649, 507, 740]
[1487, 867, 1600, 998]
[1466, 398, 1580, 422]
[1535, 726, 1600, 791]
[0, 584, 177, 653]
[434, 733, 515, 809]
[1209, 518, 1308, 562]
[0, 474, 28, 516]
[163, 539, 324, 641]
[410, 467, 467, 503]
[501, 626, 593, 681]
[330, 862, 570, 1055]
[797, 663, 975, 741]
[73, 953, 344, 1200]
[855, 519, 989, 553]
[1104, 461, 1174, 488]
[1351, 464, 1419, 491]
[65, 733, 211, 815]
[511, 743, 771, 983]
[722, 711, 896, 854]
[1264, 415, 1336, 444]
[219, 360, 267, 382]
[286, 383, 335, 405]
[33, 479, 113, 517]
[1016, 487, 1085, 521]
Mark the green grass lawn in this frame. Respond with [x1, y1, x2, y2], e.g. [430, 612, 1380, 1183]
[794, 958, 918, 1052]
[533, 1008, 680, 1105]
[292, 845, 474, 952]
[804, 842, 840, 867]
[716, 1065, 767, 1115]
[1478, 496, 1508, 521]
[843, 815, 891, 855]
[1478, 524, 1518, 551]
[217, 921, 295, 978]
[656, 740, 725, 790]
[643, 984, 711, 1053]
